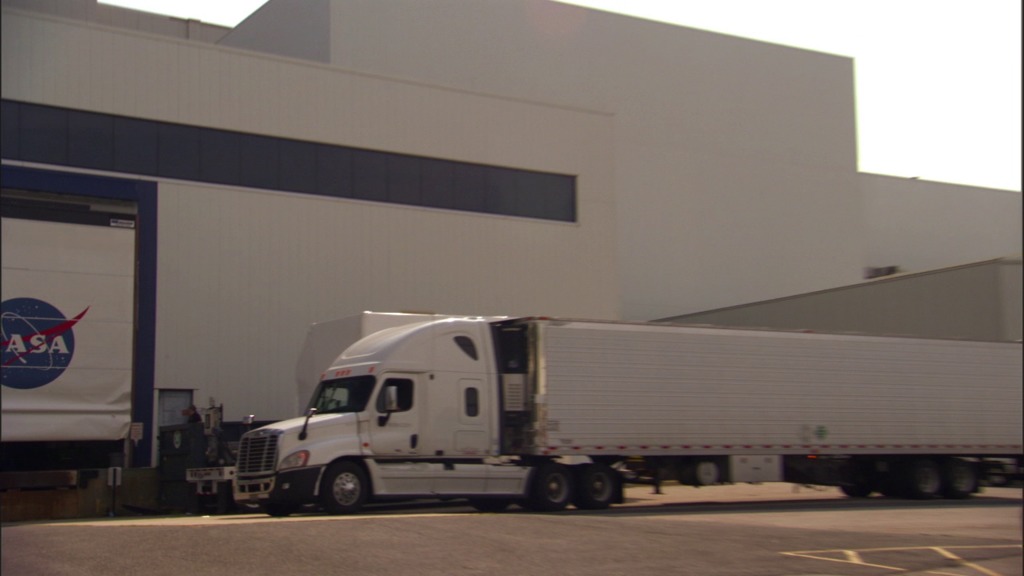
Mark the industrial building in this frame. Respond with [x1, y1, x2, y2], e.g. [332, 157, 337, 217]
[661, 256, 1022, 342]
[1, 0, 1020, 510]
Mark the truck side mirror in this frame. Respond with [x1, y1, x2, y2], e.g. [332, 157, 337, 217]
[377, 387, 398, 426]
[299, 407, 317, 440]
[382, 386, 399, 412]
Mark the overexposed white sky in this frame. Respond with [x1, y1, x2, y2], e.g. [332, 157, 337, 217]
[100, 0, 1022, 192]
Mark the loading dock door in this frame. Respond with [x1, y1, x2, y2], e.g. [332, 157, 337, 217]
[1, 212, 136, 441]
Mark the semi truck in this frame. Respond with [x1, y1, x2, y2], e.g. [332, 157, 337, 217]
[234, 316, 1022, 516]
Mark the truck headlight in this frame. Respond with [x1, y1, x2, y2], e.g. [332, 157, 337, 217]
[279, 450, 309, 471]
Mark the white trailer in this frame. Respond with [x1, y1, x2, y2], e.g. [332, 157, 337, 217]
[234, 317, 1022, 516]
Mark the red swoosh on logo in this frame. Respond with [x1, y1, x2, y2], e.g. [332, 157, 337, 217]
[2, 307, 90, 367]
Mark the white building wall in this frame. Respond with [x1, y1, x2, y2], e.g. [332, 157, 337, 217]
[862, 173, 1023, 272]
[216, 0, 330, 62]
[6, 3, 1018, 423]
[0, 0, 230, 42]
[2, 9, 618, 420]
[310, 0, 864, 319]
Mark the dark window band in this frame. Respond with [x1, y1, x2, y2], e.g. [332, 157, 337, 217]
[1, 99, 576, 222]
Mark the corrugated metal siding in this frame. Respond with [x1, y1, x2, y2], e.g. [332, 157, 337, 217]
[661, 258, 1022, 342]
[863, 174, 1023, 273]
[2, 4, 867, 322]
[1, 11, 608, 175]
[3, 11, 618, 421]
[322, 0, 864, 321]
[998, 258, 1023, 341]
[156, 180, 617, 421]
[536, 322, 1022, 453]
[7, 6, 1016, 426]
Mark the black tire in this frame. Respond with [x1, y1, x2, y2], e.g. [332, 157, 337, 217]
[941, 458, 977, 499]
[982, 460, 1009, 486]
[840, 482, 873, 498]
[525, 462, 573, 512]
[468, 498, 513, 513]
[321, 461, 370, 514]
[573, 464, 617, 510]
[904, 458, 942, 499]
[840, 460, 875, 498]
[261, 502, 298, 517]
[878, 478, 907, 499]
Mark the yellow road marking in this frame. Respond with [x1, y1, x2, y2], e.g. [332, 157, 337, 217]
[781, 550, 903, 572]
[782, 544, 1022, 576]
[931, 546, 1004, 576]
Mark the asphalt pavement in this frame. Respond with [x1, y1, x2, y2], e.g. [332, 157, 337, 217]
[3, 483, 1021, 576]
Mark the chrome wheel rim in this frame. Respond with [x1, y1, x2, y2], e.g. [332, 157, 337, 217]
[333, 471, 361, 506]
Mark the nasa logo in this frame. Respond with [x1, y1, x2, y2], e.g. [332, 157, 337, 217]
[1, 298, 89, 390]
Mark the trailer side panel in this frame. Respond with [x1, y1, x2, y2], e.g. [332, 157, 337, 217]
[530, 321, 1022, 457]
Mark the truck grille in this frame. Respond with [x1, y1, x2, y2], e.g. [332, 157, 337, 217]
[236, 431, 280, 475]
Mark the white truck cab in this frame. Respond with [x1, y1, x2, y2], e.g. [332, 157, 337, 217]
[234, 318, 540, 516]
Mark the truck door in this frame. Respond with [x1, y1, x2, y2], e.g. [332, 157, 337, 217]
[454, 378, 489, 456]
[369, 375, 420, 457]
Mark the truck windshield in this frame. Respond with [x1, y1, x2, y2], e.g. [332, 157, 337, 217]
[310, 375, 376, 414]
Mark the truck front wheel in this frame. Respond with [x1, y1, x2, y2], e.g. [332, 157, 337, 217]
[526, 462, 573, 512]
[321, 461, 369, 514]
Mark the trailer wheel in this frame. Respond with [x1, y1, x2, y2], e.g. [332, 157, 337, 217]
[677, 459, 721, 487]
[840, 482, 873, 498]
[526, 462, 573, 512]
[904, 458, 942, 499]
[941, 458, 976, 499]
[878, 476, 907, 499]
[573, 464, 617, 510]
[982, 460, 1010, 486]
[840, 460, 875, 498]
[468, 498, 513, 512]
[321, 461, 369, 514]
